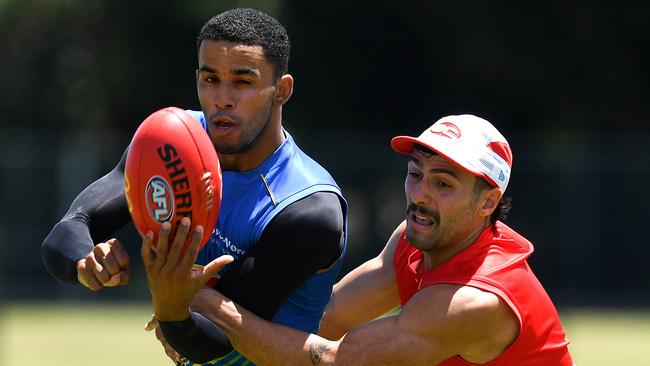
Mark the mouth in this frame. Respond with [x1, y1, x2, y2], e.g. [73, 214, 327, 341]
[210, 117, 237, 134]
[406, 204, 439, 233]
[409, 212, 435, 228]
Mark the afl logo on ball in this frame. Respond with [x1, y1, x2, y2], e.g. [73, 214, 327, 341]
[145, 176, 175, 223]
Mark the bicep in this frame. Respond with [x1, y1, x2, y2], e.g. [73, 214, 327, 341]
[331, 284, 486, 366]
[331, 313, 451, 366]
[215, 192, 344, 320]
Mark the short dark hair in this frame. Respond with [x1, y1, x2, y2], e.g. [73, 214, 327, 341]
[473, 178, 512, 224]
[197, 8, 290, 80]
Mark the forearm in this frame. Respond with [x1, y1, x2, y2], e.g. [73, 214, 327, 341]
[194, 288, 434, 366]
[158, 312, 233, 363]
[202, 291, 338, 366]
[319, 259, 399, 340]
[319, 223, 403, 340]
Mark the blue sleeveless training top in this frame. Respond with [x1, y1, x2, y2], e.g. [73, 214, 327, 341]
[182, 110, 347, 366]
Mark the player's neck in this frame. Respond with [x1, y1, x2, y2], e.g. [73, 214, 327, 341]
[422, 219, 491, 269]
[219, 119, 285, 172]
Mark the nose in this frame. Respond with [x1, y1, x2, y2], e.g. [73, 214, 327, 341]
[213, 84, 235, 110]
[408, 180, 430, 206]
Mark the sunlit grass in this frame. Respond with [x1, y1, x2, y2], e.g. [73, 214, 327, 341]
[1, 303, 170, 366]
[1, 303, 649, 366]
[562, 308, 650, 366]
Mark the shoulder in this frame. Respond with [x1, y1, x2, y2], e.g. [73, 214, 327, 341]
[380, 221, 407, 262]
[262, 192, 344, 252]
[257, 191, 344, 270]
[274, 191, 343, 230]
[399, 284, 519, 362]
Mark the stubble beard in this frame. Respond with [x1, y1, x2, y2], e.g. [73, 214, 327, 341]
[405, 203, 441, 251]
[405, 199, 479, 252]
[212, 97, 274, 155]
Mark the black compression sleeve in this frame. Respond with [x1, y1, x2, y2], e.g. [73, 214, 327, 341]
[217, 191, 345, 318]
[41, 148, 131, 284]
[158, 312, 231, 364]
[160, 191, 345, 362]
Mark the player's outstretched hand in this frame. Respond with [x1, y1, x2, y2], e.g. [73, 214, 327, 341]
[141, 217, 233, 322]
[76, 238, 131, 291]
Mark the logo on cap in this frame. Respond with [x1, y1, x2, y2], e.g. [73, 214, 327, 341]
[430, 122, 461, 139]
[145, 176, 175, 223]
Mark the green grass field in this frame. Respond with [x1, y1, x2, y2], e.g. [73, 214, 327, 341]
[2, 303, 649, 365]
[1, 303, 170, 366]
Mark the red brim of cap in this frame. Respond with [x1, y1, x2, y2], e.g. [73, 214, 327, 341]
[390, 135, 422, 155]
[391, 135, 464, 167]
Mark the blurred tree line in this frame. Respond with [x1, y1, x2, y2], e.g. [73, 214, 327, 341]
[1, 0, 648, 306]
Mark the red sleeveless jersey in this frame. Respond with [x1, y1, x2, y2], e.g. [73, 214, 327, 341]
[393, 221, 573, 366]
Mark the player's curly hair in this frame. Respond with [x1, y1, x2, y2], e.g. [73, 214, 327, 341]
[197, 8, 290, 80]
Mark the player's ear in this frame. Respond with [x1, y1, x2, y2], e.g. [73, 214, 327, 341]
[478, 187, 502, 218]
[274, 74, 293, 106]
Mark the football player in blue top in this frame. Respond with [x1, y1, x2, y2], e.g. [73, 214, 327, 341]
[42, 8, 347, 366]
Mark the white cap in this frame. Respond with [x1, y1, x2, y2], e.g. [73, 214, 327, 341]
[391, 114, 513, 193]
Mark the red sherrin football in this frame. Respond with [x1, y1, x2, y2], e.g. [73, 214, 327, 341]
[124, 107, 221, 250]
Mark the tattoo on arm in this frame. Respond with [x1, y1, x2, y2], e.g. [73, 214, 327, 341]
[308, 340, 330, 365]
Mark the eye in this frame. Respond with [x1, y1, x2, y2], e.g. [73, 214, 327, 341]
[435, 181, 451, 189]
[235, 79, 252, 85]
[204, 76, 218, 83]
